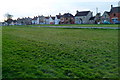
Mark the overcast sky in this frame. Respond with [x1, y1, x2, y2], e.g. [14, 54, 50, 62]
[0, 0, 119, 21]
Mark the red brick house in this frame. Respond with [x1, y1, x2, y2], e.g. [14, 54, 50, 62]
[110, 5, 120, 24]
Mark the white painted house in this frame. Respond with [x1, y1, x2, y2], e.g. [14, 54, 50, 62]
[55, 14, 61, 24]
[55, 16, 60, 24]
[32, 16, 38, 24]
[37, 16, 46, 24]
[32, 16, 46, 24]
[75, 11, 93, 24]
[49, 16, 55, 24]
[37, 17, 39, 24]
[45, 17, 50, 24]
[101, 11, 110, 23]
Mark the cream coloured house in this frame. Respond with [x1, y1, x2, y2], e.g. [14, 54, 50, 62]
[75, 11, 93, 24]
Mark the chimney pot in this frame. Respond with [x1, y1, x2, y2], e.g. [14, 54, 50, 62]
[111, 5, 113, 8]
[76, 10, 79, 13]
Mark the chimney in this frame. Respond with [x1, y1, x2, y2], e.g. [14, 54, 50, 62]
[111, 5, 113, 8]
[59, 13, 61, 16]
[76, 10, 79, 13]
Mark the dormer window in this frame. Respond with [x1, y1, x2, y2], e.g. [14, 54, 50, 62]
[105, 15, 106, 18]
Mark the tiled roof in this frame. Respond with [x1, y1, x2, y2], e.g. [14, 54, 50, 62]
[110, 7, 120, 13]
[96, 13, 101, 16]
[56, 15, 62, 19]
[89, 17, 95, 20]
[106, 12, 110, 16]
[45, 17, 49, 19]
[75, 11, 90, 16]
[63, 13, 74, 17]
[51, 17, 55, 20]
[32, 17, 38, 20]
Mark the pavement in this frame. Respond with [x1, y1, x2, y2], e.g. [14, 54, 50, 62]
[32, 26, 120, 29]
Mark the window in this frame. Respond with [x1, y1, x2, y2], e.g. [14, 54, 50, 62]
[105, 15, 106, 18]
[114, 13, 116, 17]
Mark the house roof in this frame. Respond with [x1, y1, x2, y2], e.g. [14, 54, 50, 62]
[89, 17, 95, 20]
[106, 12, 110, 16]
[102, 11, 110, 16]
[56, 15, 62, 19]
[75, 11, 90, 16]
[96, 13, 101, 16]
[110, 7, 120, 13]
[51, 17, 55, 20]
[32, 17, 38, 20]
[13, 20, 17, 22]
[38, 15, 45, 18]
[63, 13, 74, 18]
[45, 17, 49, 19]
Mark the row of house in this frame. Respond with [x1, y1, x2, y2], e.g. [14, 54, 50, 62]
[14, 11, 102, 25]
[2, 3, 120, 26]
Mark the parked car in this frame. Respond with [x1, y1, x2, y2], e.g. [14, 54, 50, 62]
[114, 21, 120, 24]
[103, 20, 110, 24]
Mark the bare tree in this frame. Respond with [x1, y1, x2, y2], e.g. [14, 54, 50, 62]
[4, 13, 13, 25]
[4, 13, 13, 20]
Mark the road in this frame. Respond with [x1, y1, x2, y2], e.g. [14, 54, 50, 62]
[32, 26, 120, 29]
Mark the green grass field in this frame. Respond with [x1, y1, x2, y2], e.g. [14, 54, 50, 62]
[2, 26, 119, 78]
[0, 26, 2, 79]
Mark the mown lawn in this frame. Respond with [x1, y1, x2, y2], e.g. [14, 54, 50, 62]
[0, 26, 2, 79]
[2, 26, 119, 78]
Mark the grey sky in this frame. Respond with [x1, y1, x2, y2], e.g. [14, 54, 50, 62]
[0, 0, 118, 21]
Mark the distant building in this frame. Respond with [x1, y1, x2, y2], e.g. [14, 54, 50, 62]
[31, 16, 45, 25]
[94, 13, 101, 24]
[17, 18, 23, 25]
[10, 20, 17, 25]
[49, 16, 55, 24]
[89, 16, 95, 24]
[45, 16, 50, 24]
[32, 16, 38, 24]
[101, 11, 110, 24]
[38, 16, 46, 24]
[60, 13, 74, 24]
[55, 13, 62, 24]
[75, 11, 93, 24]
[25, 17, 32, 25]
[44, 15, 55, 24]
[16, 17, 32, 25]
[110, 5, 120, 24]
[2, 22, 8, 26]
